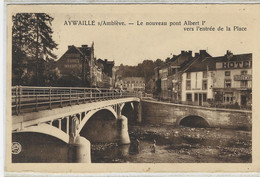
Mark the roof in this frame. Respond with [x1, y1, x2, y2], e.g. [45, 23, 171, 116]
[97, 59, 115, 65]
[122, 77, 145, 81]
[185, 57, 216, 72]
[78, 46, 92, 56]
[58, 45, 93, 61]
[159, 50, 212, 72]
[185, 52, 252, 72]
[160, 52, 192, 69]
[213, 53, 252, 62]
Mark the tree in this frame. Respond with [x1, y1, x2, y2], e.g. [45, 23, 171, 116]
[12, 13, 58, 86]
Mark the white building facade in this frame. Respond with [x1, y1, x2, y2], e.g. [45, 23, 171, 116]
[181, 51, 252, 108]
[182, 70, 215, 106]
[122, 77, 145, 92]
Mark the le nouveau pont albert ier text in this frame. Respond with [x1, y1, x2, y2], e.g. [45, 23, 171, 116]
[64, 20, 247, 31]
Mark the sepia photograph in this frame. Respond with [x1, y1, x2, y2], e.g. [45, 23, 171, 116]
[5, 4, 260, 173]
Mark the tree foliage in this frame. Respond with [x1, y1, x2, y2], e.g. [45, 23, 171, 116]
[117, 59, 165, 83]
[12, 13, 58, 86]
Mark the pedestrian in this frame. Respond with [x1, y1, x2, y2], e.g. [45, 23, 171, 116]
[151, 139, 156, 153]
[136, 138, 140, 153]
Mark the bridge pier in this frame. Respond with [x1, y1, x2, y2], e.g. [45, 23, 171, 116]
[69, 116, 91, 163]
[116, 104, 130, 144]
[69, 136, 91, 163]
[117, 115, 130, 144]
[133, 102, 142, 123]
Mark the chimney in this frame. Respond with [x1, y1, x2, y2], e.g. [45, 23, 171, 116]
[226, 50, 230, 55]
[188, 51, 192, 56]
[195, 53, 199, 57]
[200, 50, 206, 55]
[82, 45, 88, 48]
[68, 45, 73, 49]
[181, 50, 185, 55]
[226, 50, 233, 59]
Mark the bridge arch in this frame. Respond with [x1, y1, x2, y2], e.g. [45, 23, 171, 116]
[121, 102, 135, 123]
[12, 126, 70, 163]
[78, 106, 117, 133]
[14, 123, 70, 143]
[79, 107, 119, 143]
[178, 115, 210, 128]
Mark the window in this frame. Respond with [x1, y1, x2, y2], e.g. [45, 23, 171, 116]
[203, 93, 207, 102]
[225, 71, 230, 76]
[172, 68, 177, 75]
[195, 93, 198, 101]
[186, 80, 191, 90]
[186, 72, 191, 79]
[224, 79, 231, 88]
[223, 92, 233, 103]
[241, 80, 248, 88]
[186, 93, 192, 101]
[241, 71, 247, 75]
[203, 71, 207, 78]
[202, 80, 207, 90]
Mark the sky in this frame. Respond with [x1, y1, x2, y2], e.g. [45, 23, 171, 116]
[46, 5, 256, 66]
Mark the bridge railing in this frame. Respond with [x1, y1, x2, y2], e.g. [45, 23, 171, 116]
[12, 86, 138, 115]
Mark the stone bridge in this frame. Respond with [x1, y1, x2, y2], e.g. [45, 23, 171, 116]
[142, 100, 252, 130]
[11, 86, 141, 163]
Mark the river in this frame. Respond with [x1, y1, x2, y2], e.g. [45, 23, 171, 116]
[91, 123, 251, 163]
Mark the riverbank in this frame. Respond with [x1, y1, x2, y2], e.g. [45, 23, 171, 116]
[91, 123, 251, 163]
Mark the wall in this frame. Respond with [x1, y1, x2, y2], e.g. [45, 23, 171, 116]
[12, 132, 69, 163]
[57, 48, 83, 76]
[182, 71, 214, 104]
[142, 100, 252, 130]
[214, 68, 252, 88]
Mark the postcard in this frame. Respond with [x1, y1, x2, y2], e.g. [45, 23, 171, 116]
[5, 4, 260, 173]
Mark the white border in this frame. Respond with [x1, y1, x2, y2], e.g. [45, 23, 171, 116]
[2, 1, 260, 177]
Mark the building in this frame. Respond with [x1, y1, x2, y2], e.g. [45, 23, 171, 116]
[96, 59, 115, 88]
[57, 43, 95, 86]
[96, 59, 114, 77]
[57, 43, 115, 88]
[159, 65, 169, 98]
[112, 66, 120, 88]
[212, 51, 252, 107]
[158, 50, 209, 102]
[121, 77, 145, 92]
[92, 64, 103, 87]
[182, 51, 215, 106]
[182, 50, 252, 108]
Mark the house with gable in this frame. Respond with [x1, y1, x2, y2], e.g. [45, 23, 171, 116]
[57, 43, 95, 86]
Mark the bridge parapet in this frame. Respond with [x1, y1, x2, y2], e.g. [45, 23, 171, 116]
[12, 86, 139, 115]
[142, 100, 252, 130]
